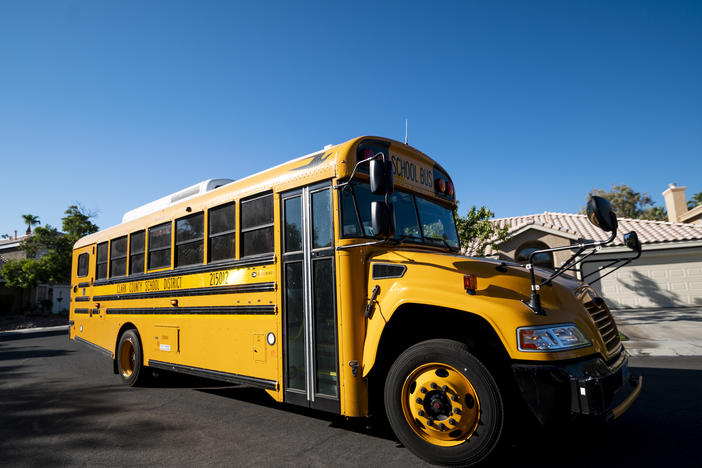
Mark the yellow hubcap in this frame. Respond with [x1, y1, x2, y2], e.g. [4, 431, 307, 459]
[119, 339, 135, 378]
[400, 362, 480, 447]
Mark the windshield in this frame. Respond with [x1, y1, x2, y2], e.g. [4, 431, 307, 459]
[340, 182, 459, 249]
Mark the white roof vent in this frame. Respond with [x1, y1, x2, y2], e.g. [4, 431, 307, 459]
[122, 178, 234, 223]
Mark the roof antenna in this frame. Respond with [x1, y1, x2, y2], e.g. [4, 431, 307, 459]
[404, 118, 408, 144]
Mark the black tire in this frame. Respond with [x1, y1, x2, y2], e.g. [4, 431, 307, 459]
[116, 329, 147, 387]
[384, 339, 504, 466]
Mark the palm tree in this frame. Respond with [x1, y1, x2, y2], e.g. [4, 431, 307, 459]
[22, 214, 40, 235]
[688, 192, 702, 210]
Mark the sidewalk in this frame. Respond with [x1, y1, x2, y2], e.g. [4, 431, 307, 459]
[612, 307, 702, 357]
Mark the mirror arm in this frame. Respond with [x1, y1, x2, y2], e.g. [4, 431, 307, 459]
[541, 246, 600, 285]
[333, 151, 385, 191]
[581, 248, 642, 283]
[522, 229, 618, 315]
[336, 239, 387, 251]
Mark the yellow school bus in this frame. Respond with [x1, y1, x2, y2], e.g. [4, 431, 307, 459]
[70, 136, 642, 465]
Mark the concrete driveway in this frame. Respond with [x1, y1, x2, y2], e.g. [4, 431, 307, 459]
[613, 307, 702, 356]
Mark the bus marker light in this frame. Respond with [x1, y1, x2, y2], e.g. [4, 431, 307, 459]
[171, 299, 178, 307]
[463, 275, 477, 294]
[267, 332, 276, 345]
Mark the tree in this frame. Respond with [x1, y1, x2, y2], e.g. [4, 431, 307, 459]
[1, 205, 98, 289]
[22, 214, 40, 235]
[688, 191, 702, 210]
[455, 205, 510, 256]
[580, 185, 667, 221]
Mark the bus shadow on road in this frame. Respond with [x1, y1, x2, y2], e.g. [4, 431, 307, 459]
[178, 363, 702, 466]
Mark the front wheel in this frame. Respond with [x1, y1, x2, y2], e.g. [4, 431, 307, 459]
[384, 339, 504, 466]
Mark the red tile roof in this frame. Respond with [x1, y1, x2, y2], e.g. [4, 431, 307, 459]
[481, 212, 702, 255]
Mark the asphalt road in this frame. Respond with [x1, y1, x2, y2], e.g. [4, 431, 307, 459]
[2, 332, 701, 467]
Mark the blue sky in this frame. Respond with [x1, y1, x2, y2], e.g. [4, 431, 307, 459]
[1, 0, 700, 235]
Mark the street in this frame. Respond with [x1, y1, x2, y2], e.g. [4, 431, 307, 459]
[1, 331, 701, 467]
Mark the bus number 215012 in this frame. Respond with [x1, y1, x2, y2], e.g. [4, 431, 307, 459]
[209, 271, 229, 286]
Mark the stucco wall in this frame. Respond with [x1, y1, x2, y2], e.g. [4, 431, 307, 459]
[497, 230, 574, 266]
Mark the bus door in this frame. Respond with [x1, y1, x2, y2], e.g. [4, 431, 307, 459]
[281, 182, 339, 412]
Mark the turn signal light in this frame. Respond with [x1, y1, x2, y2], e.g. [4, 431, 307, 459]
[463, 274, 477, 295]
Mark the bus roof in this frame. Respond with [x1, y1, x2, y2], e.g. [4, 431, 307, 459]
[74, 136, 453, 249]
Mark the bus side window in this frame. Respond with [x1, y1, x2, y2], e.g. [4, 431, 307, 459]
[241, 193, 274, 257]
[77, 252, 89, 277]
[208, 202, 235, 262]
[148, 222, 172, 270]
[110, 236, 128, 277]
[175, 212, 204, 267]
[96, 242, 108, 280]
[129, 230, 145, 275]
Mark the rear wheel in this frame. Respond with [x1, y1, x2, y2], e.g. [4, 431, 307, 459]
[384, 339, 504, 466]
[117, 329, 147, 386]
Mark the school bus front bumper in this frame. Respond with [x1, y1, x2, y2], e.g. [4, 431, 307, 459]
[511, 352, 642, 425]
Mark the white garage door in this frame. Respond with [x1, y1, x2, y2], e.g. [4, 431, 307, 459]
[582, 247, 702, 308]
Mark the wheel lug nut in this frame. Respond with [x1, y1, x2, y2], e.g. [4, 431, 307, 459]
[418, 410, 425, 417]
[449, 418, 457, 425]
[430, 383, 438, 389]
[451, 395, 458, 402]
[438, 423, 447, 430]
[442, 385, 449, 392]
[416, 397, 423, 404]
[420, 387, 427, 394]
[427, 419, 434, 426]
[454, 408, 462, 415]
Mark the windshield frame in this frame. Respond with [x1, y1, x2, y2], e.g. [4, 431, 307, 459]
[338, 181, 460, 250]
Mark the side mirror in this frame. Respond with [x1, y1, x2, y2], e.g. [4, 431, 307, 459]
[371, 201, 395, 238]
[370, 158, 394, 195]
[624, 231, 642, 253]
[587, 196, 618, 233]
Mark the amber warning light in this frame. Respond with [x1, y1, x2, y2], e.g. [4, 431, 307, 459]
[463, 274, 477, 295]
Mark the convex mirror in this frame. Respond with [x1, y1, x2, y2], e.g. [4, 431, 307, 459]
[371, 201, 396, 238]
[370, 156, 394, 195]
[624, 231, 642, 252]
[587, 196, 618, 233]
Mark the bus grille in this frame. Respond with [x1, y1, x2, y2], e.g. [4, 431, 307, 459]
[581, 295, 622, 355]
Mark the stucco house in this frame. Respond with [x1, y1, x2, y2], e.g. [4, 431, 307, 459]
[483, 185, 702, 309]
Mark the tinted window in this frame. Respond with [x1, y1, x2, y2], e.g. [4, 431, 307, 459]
[148, 222, 172, 269]
[241, 194, 273, 230]
[129, 230, 145, 275]
[241, 193, 274, 257]
[77, 253, 89, 277]
[312, 189, 332, 249]
[208, 202, 235, 262]
[176, 213, 204, 267]
[284, 196, 302, 253]
[110, 236, 127, 277]
[96, 242, 108, 280]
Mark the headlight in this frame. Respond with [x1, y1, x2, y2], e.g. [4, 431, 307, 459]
[517, 324, 591, 352]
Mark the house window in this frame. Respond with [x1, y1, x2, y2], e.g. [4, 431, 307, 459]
[241, 193, 274, 257]
[129, 230, 145, 275]
[96, 242, 108, 280]
[109, 236, 128, 278]
[77, 253, 89, 277]
[148, 222, 172, 270]
[516, 242, 554, 269]
[176, 212, 204, 267]
[208, 202, 235, 262]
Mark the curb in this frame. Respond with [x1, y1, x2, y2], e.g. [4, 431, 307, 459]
[0, 325, 70, 337]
